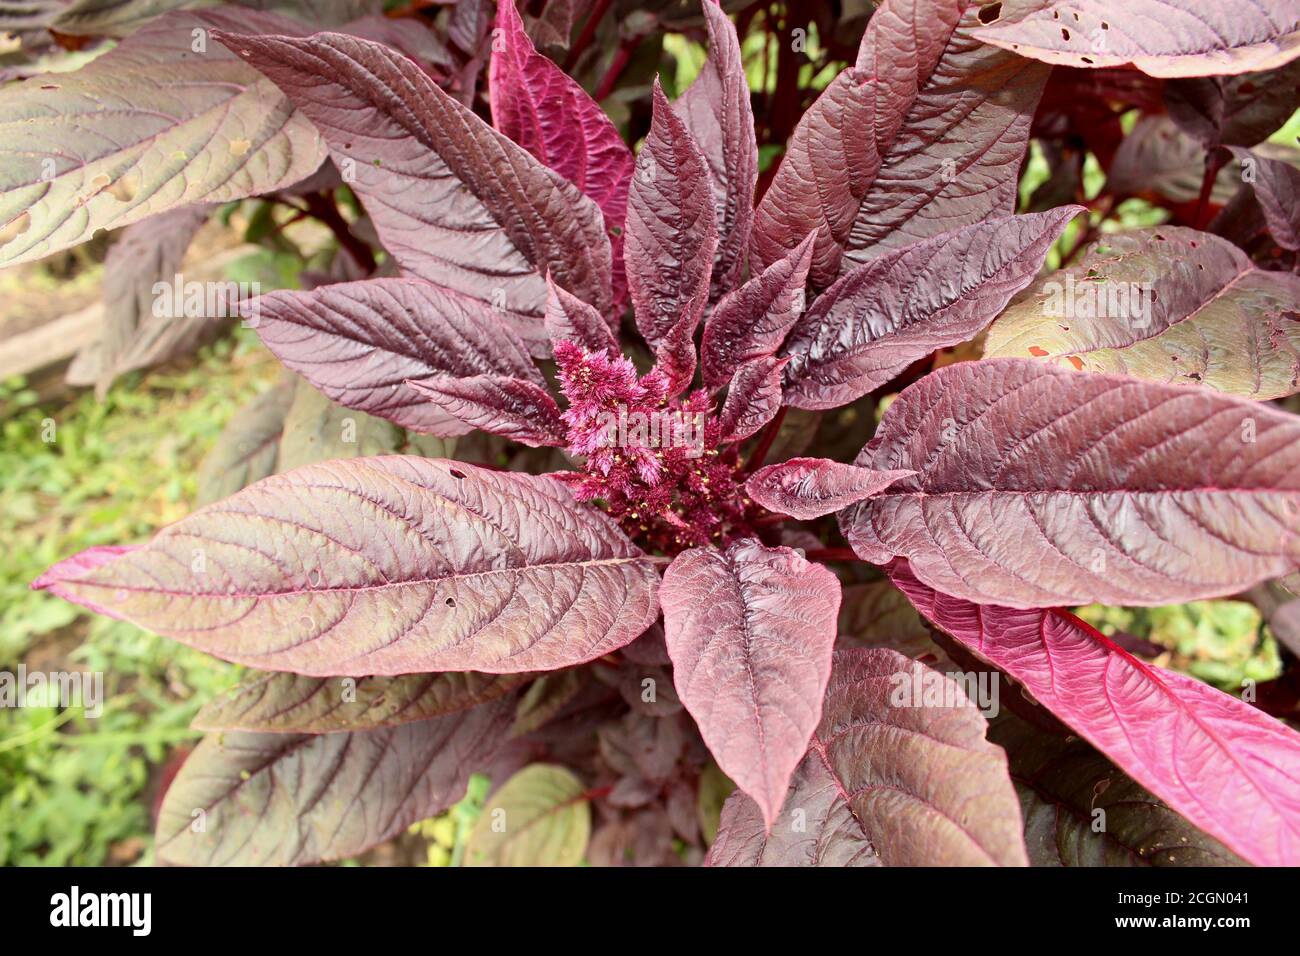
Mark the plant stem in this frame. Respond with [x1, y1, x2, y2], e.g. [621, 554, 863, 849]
[1193, 151, 1226, 230]
[745, 406, 787, 473]
[803, 547, 860, 562]
[594, 39, 636, 101]
[303, 191, 377, 274]
[564, 0, 612, 70]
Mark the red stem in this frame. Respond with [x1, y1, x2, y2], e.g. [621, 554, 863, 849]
[594, 39, 636, 101]
[1193, 151, 1226, 230]
[302, 192, 376, 274]
[745, 406, 787, 473]
[564, 0, 612, 70]
[803, 547, 860, 563]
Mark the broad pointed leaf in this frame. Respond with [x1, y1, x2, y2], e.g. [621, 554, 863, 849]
[985, 227, 1300, 400]
[1165, 60, 1300, 148]
[840, 358, 1300, 608]
[675, 0, 757, 299]
[0, 9, 326, 268]
[193, 669, 528, 734]
[275, 378, 402, 470]
[706, 648, 1028, 866]
[1227, 146, 1300, 251]
[195, 376, 295, 506]
[464, 764, 591, 866]
[36, 457, 662, 675]
[700, 232, 813, 390]
[1106, 115, 1240, 204]
[751, 0, 1050, 287]
[626, 80, 718, 390]
[249, 277, 542, 435]
[90, 204, 214, 396]
[490, 0, 633, 308]
[991, 715, 1246, 867]
[406, 374, 567, 447]
[746, 458, 915, 520]
[782, 208, 1081, 409]
[890, 562, 1300, 867]
[716, 354, 786, 444]
[973, 0, 1300, 78]
[661, 539, 841, 828]
[51, 0, 382, 37]
[155, 697, 512, 865]
[214, 28, 613, 352]
[544, 275, 618, 355]
[837, 579, 937, 659]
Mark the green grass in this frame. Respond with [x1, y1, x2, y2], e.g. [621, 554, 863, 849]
[0, 328, 279, 865]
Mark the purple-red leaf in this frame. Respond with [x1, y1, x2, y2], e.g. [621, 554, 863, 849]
[36, 458, 661, 675]
[490, 0, 633, 309]
[890, 562, 1300, 867]
[973, 0, 1300, 78]
[0, 9, 327, 268]
[193, 670, 530, 734]
[249, 277, 542, 435]
[840, 358, 1300, 608]
[1227, 146, 1300, 251]
[717, 355, 787, 444]
[156, 698, 514, 865]
[701, 232, 814, 390]
[751, 0, 1050, 287]
[1165, 60, 1300, 148]
[675, 0, 757, 299]
[746, 458, 916, 520]
[214, 28, 612, 352]
[984, 226, 1300, 400]
[544, 275, 618, 355]
[407, 374, 567, 447]
[991, 714, 1246, 867]
[196, 376, 296, 506]
[661, 539, 841, 829]
[706, 648, 1028, 866]
[782, 208, 1081, 409]
[626, 80, 719, 391]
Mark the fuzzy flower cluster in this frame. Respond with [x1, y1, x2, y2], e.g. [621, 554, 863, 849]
[553, 341, 755, 551]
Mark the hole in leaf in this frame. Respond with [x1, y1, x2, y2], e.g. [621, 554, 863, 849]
[1061, 27, 1070, 40]
[1067, 356, 1085, 371]
[450, 468, 466, 479]
[445, 597, 456, 608]
[1081, 56, 1093, 64]
[977, 2, 1001, 24]
[1028, 346, 1050, 356]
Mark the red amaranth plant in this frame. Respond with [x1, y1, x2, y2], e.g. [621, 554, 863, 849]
[553, 340, 753, 550]
[12, 0, 1300, 868]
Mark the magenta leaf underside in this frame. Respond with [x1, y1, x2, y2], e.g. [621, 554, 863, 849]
[890, 561, 1300, 867]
